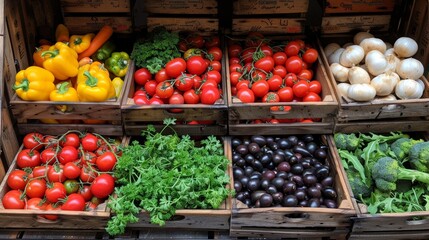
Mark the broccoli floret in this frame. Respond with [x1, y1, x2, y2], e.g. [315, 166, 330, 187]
[371, 156, 429, 192]
[391, 137, 423, 161]
[334, 133, 360, 151]
[347, 169, 372, 198]
[409, 142, 429, 173]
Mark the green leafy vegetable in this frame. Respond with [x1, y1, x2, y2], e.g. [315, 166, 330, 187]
[130, 27, 181, 74]
[106, 118, 231, 236]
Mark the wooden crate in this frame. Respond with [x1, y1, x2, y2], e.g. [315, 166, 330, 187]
[229, 135, 356, 239]
[60, 0, 131, 13]
[226, 36, 338, 135]
[231, 18, 305, 35]
[0, 147, 110, 229]
[144, 0, 218, 15]
[233, 0, 309, 15]
[146, 17, 219, 35]
[321, 15, 392, 34]
[63, 16, 133, 34]
[7, 62, 132, 136]
[334, 118, 429, 134]
[121, 59, 228, 137]
[324, 0, 396, 14]
[125, 137, 233, 230]
[319, 35, 429, 124]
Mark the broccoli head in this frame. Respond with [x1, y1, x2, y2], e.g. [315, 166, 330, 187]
[347, 169, 372, 198]
[391, 137, 423, 161]
[371, 156, 429, 192]
[334, 133, 360, 151]
[409, 141, 429, 173]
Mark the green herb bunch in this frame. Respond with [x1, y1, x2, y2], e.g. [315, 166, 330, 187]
[106, 119, 231, 235]
[131, 27, 181, 74]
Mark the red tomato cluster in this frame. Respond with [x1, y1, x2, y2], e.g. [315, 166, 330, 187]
[228, 35, 322, 104]
[2, 132, 121, 219]
[133, 35, 223, 108]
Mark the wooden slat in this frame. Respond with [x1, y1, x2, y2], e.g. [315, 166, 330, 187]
[321, 15, 391, 34]
[349, 230, 429, 240]
[16, 123, 124, 137]
[1, 108, 19, 168]
[230, 227, 349, 239]
[324, 0, 396, 14]
[334, 119, 429, 133]
[3, 24, 17, 101]
[63, 16, 132, 34]
[60, 0, 131, 13]
[147, 17, 218, 34]
[232, 18, 305, 35]
[4, 0, 28, 70]
[21, 230, 101, 239]
[144, 0, 217, 15]
[0, 0, 4, 36]
[233, 0, 309, 15]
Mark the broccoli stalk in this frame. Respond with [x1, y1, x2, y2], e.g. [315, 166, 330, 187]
[371, 157, 429, 192]
[409, 142, 429, 173]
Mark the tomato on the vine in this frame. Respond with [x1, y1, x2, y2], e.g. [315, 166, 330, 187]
[81, 133, 100, 152]
[25, 179, 47, 199]
[237, 88, 255, 103]
[183, 89, 200, 104]
[267, 75, 283, 91]
[208, 47, 222, 61]
[174, 74, 194, 92]
[303, 92, 322, 102]
[80, 165, 98, 183]
[23, 132, 44, 150]
[134, 68, 152, 86]
[186, 56, 207, 75]
[59, 146, 78, 165]
[203, 70, 222, 84]
[63, 162, 81, 179]
[155, 68, 168, 83]
[61, 193, 86, 211]
[26, 197, 46, 210]
[205, 36, 220, 49]
[90, 174, 115, 199]
[200, 86, 220, 105]
[228, 44, 242, 58]
[40, 147, 56, 165]
[209, 60, 222, 72]
[81, 151, 97, 166]
[285, 56, 303, 74]
[32, 165, 51, 178]
[236, 80, 250, 90]
[251, 80, 270, 98]
[273, 52, 287, 65]
[78, 185, 93, 201]
[262, 92, 280, 103]
[165, 58, 186, 78]
[261, 45, 273, 56]
[284, 41, 301, 57]
[302, 48, 319, 64]
[96, 152, 117, 172]
[7, 169, 29, 190]
[17, 149, 41, 169]
[60, 133, 80, 148]
[278, 87, 294, 102]
[45, 182, 67, 203]
[292, 80, 310, 98]
[155, 81, 174, 99]
[48, 164, 65, 183]
[64, 179, 80, 195]
[309, 80, 322, 94]
[230, 72, 242, 86]
[254, 56, 275, 72]
[186, 35, 205, 49]
[133, 94, 150, 105]
[2, 190, 25, 209]
[298, 69, 313, 81]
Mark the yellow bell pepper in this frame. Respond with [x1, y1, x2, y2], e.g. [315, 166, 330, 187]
[77, 61, 110, 84]
[77, 63, 113, 102]
[50, 81, 79, 101]
[13, 66, 55, 101]
[69, 33, 95, 54]
[112, 77, 124, 98]
[42, 42, 79, 80]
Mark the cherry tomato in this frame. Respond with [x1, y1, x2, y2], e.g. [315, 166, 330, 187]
[142, 81, 156, 97]
[165, 58, 186, 78]
[228, 44, 242, 58]
[251, 80, 270, 98]
[309, 80, 322, 94]
[203, 70, 222, 84]
[260, 45, 273, 56]
[155, 68, 168, 83]
[26, 197, 46, 210]
[45, 182, 67, 203]
[63, 162, 81, 179]
[245, 32, 265, 47]
[7, 169, 29, 190]
[209, 60, 222, 72]
[229, 57, 240, 65]
[205, 36, 220, 48]
[59, 133, 80, 148]
[278, 87, 294, 102]
[175, 74, 194, 92]
[80, 165, 98, 183]
[42, 135, 58, 148]
[200, 86, 221, 105]
[90, 174, 115, 199]
[302, 48, 319, 64]
[156, 81, 174, 99]
[44, 203, 61, 221]
[96, 152, 117, 172]
[78, 185, 93, 202]
[236, 80, 250, 90]
[292, 80, 310, 98]
[284, 41, 301, 57]
[81, 133, 100, 152]
[273, 65, 287, 78]
[186, 35, 204, 48]
[251, 70, 267, 81]
[23, 132, 44, 150]
[40, 147, 56, 165]
[254, 56, 275, 72]
[2, 190, 26, 209]
[201, 79, 218, 89]
[134, 94, 150, 105]
[64, 179, 79, 194]
[61, 193, 86, 211]
[267, 75, 283, 91]
[169, 93, 185, 105]
[237, 88, 255, 103]
[183, 89, 200, 104]
[262, 92, 280, 103]
[285, 56, 303, 74]
[26, 179, 47, 199]
[32, 165, 51, 178]
[303, 92, 322, 102]
[208, 47, 222, 61]
[134, 68, 152, 86]
[229, 63, 243, 73]
[298, 69, 313, 81]
[17, 149, 41, 168]
[230, 72, 242, 86]
[149, 97, 165, 105]
[81, 151, 97, 166]
[47, 164, 65, 183]
[58, 146, 78, 165]
[241, 47, 256, 63]
[186, 56, 207, 75]
[273, 52, 287, 65]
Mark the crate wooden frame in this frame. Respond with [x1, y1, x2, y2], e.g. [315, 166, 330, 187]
[226, 36, 338, 135]
[229, 135, 356, 239]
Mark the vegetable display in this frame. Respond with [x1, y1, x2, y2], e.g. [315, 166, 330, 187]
[130, 27, 223, 109]
[1, 131, 122, 217]
[228, 33, 323, 124]
[107, 118, 231, 235]
[232, 134, 338, 208]
[325, 32, 426, 102]
[334, 132, 429, 214]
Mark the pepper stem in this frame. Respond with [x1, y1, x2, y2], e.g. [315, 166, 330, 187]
[84, 71, 98, 87]
[57, 81, 71, 94]
[74, 37, 83, 45]
[41, 50, 59, 58]
[12, 79, 30, 91]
